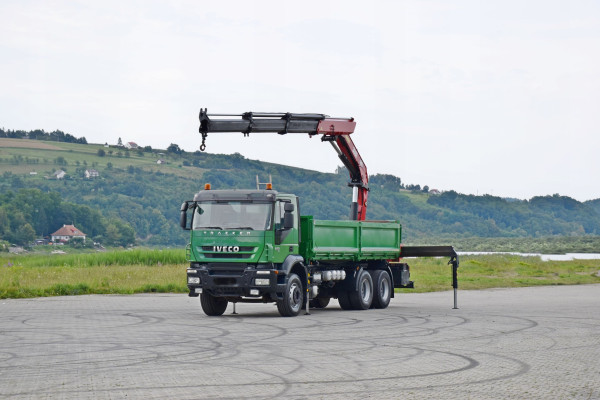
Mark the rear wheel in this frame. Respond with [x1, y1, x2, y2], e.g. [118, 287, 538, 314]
[277, 273, 303, 317]
[337, 291, 353, 310]
[348, 269, 373, 310]
[200, 292, 228, 316]
[370, 270, 392, 309]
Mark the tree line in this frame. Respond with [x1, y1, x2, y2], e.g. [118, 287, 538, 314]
[1, 140, 600, 246]
[0, 189, 135, 247]
[0, 128, 87, 144]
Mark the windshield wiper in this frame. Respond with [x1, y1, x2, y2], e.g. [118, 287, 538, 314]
[197, 226, 223, 230]
[229, 227, 254, 230]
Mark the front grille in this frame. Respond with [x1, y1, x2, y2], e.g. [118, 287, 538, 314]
[200, 246, 256, 260]
[208, 263, 247, 276]
[204, 253, 252, 259]
[201, 246, 255, 252]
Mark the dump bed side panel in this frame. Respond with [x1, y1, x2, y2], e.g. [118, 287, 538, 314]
[360, 221, 402, 259]
[300, 216, 401, 262]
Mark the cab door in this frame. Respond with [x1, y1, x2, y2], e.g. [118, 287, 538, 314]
[273, 197, 299, 263]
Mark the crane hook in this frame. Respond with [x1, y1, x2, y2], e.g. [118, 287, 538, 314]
[199, 132, 207, 151]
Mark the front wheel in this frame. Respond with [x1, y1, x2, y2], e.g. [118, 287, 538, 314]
[200, 292, 228, 316]
[277, 273, 304, 317]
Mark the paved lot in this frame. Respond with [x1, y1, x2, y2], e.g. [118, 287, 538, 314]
[1, 285, 599, 399]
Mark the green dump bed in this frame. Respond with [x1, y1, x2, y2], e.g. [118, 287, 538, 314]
[299, 216, 402, 262]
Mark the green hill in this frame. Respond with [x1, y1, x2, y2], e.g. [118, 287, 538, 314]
[1, 137, 600, 248]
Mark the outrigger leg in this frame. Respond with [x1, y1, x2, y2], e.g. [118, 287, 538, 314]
[400, 246, 460, 309]
[450, 255, 459, 309]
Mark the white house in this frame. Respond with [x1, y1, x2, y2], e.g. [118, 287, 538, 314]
[51, 224, 86, 243]
[53, 170, 66, 180]
[125, 142, 139, 149]
[85, 169, 100, 179]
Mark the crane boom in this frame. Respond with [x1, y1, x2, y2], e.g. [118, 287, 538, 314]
[198, 109, 369, 220]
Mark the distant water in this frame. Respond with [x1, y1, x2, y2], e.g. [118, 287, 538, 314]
[457, 252, 600, 261]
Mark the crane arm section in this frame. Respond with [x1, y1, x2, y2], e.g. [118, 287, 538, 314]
[198, 109, 369, 220]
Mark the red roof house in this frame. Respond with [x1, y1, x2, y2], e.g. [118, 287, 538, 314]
[51, 224, 87, 243]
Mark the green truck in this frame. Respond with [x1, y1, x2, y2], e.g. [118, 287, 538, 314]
[181, 111, 459, 317]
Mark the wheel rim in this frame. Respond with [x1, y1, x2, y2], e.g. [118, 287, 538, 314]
[380, 277, 390, 301]
[289, 282, 301, 312]
[360, 278, 371, 303]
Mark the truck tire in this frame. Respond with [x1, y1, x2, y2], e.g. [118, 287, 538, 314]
[309, 296, 331, 309]
[337, 291, 353, 310]
[348, 269, 373, 310]
[370, 270, 392, 309]
[200, 292, 228, 316]
[277, 273, 303, 317]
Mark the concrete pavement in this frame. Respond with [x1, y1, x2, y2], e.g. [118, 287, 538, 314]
[1, 285, 599, 399]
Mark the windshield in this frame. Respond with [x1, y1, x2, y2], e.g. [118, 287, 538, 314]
[192, 201, 273, 231]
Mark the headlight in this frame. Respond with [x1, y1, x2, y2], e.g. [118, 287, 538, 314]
[188, 277, 200, 284]
[254, 278, 270, 286]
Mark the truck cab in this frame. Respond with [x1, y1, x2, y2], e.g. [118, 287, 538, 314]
[182, 187, 306, 316]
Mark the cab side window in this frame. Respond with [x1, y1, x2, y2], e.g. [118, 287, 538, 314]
[275, 201, 285, 230]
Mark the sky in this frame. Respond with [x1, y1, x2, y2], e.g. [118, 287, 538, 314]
[1, 0, 599, 201]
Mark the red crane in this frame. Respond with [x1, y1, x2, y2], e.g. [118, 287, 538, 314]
[198, 109, 369, 220]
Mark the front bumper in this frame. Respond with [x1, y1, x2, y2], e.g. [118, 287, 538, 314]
[187, 263, 280, 299]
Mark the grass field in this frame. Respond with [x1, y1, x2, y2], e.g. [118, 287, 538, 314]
[0, 138, 197, 179]
[0, 249, 186, 298]
[1, 250, 599, 299]
[401, 254, 600, 292]
[0, 138, 64, 150]
[408, 236, 600, 254]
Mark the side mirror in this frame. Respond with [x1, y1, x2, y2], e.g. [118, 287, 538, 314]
[180, 202, 190, 230]
[283, 203, 294, 230]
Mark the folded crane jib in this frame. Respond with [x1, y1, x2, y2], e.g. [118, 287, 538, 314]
[198, 109, 368, 221]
